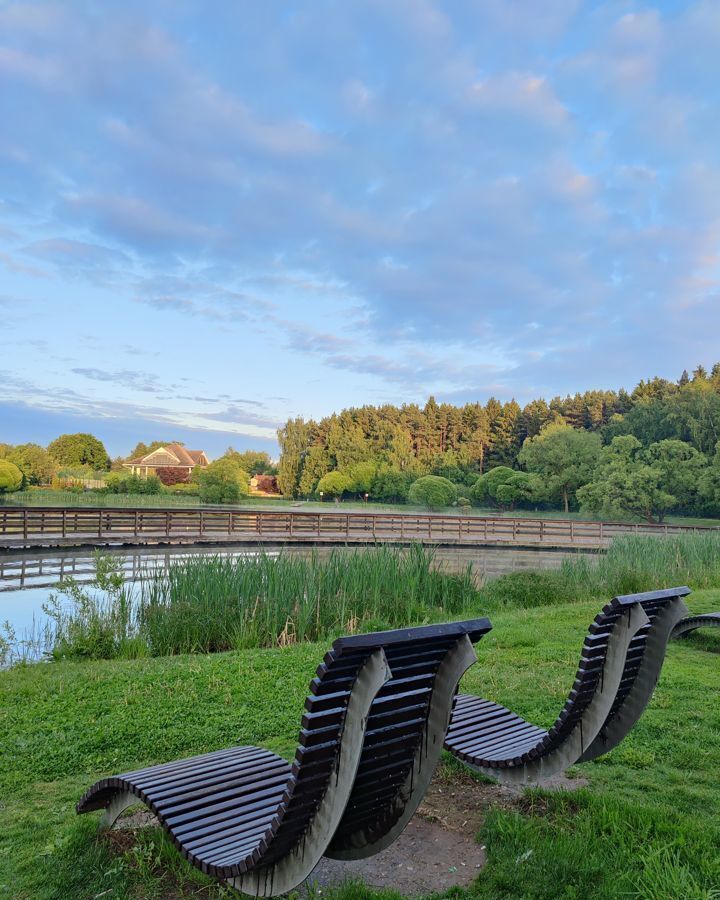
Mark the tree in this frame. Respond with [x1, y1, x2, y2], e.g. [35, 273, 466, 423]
[224, 448, 275, 474]
[3, 443, 54, 485]
[346, 460, 377, 496]
[577, 436, 676, 522]
[471, 467, 541, 510]
[643, 440, 707, 511]
[48, 433, 110, 470]
[277, 418, 311, 498]
[155, 466, 189, 486]
[407, 475, 457, 509]
[0, 460, 23, 493]
[198, 459, 250, 504]
[297, 445, 331, 497]
[372, 465, 414, 502]
[317, 470, 352, 499]
[519, 422, 601, 513]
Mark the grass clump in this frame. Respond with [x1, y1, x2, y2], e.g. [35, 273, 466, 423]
[40, 544, 479, 659]
[483, 532, 720, 610]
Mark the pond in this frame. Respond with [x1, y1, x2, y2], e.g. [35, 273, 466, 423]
[0, 542, 598, 651]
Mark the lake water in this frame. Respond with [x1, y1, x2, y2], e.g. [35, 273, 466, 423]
[0, 542, 598, 648]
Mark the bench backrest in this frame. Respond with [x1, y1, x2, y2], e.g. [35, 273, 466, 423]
[260, 618, 491, 865]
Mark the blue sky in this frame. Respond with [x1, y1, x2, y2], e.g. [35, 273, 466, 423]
[2, 1, 720, 459]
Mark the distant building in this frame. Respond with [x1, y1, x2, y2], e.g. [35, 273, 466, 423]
[124, 443, 209, 478]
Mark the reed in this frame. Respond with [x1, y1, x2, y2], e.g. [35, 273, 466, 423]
[35, 533, 720, 661]
[483, 533, 720, 608]
[42, 545, 479, 659]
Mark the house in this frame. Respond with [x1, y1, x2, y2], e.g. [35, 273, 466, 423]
[124, 444, 209, 479]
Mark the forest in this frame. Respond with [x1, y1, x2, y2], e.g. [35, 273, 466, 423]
[277, 365, 720, 521]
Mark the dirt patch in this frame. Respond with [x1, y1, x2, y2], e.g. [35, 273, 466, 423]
[303, 817, 485, 896]
[104, 769, 588, 897]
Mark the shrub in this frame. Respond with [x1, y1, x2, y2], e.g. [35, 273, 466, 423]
[198, 459, 250, 504]
[0, 460, 23, 493]
[103, 473, 163, 495]
[51, 476, 84, 493]
[408, 475, 458, 509]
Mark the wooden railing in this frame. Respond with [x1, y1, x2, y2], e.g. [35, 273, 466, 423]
[0, 506, 716, 550]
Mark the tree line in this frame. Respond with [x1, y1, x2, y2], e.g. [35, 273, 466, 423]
[277, 365, 720, 521]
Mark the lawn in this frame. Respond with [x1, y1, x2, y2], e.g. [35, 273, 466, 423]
[1, 589, 719, 899]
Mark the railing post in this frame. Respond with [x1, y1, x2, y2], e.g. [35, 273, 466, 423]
[98, 510, 102, 539]
[346, 514, 350, 539]
[166, 510, 171, 537]
[570, 520, 574, 542]
[62, 509, 66, 539]
[258, 513, 263, 537]
[199, 510, 204, 536]
[23, 509, 28, 543]
[289, 514, 293, 537]
[599, 521, 604, 543]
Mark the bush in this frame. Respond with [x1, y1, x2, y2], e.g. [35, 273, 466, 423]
[104, 473, 163, 495]
[408, 475, 458, 509]
[198, 459, 250, 504]
[0, 460, 23, 493]
[51, 476, 84, 493]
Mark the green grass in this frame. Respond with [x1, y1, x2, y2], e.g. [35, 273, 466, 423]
[2, 591, 719, 898]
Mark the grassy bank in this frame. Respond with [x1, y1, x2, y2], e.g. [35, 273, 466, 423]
[35, 534, 720, 663]
[1, 591, 718, 899]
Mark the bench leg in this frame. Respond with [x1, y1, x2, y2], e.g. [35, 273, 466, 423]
[100, 790, 141, 830]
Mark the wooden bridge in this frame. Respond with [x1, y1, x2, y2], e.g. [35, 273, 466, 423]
[0, 506, 715, 551]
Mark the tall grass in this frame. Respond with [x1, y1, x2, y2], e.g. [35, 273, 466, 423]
[35, 533, 720, 661]
[483, 533, 720, 608]
[42, 545, 479, 659]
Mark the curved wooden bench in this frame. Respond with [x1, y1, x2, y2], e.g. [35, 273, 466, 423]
[672, 612, 720, 639]
[77, 619, 491, 896]
[445, 587, 690, 784]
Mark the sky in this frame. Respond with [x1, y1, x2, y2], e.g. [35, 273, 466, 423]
[2, 1, 720, 459]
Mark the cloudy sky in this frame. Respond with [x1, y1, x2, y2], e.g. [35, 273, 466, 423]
[2, 1, 719, 458]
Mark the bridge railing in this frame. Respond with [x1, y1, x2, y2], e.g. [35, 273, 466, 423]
[0, 506, 716, 548]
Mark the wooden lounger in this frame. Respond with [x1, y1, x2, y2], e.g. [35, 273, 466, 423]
[445, 587, 691, 784]
[77, 619, 491, 897]
[672, 612, 720, 639]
